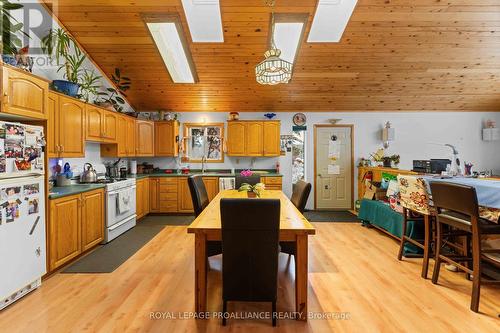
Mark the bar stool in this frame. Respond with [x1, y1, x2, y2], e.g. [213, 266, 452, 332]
[397, 175, 434, 279]
[430, 181, 500, 313]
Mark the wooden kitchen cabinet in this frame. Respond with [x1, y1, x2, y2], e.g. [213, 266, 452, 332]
[1, 65, 49, 119]
[178, 177, 194, 213]
[227, 121, 246, 156]
[49, 189, 105, 272]
[263, 121, 281, 156]
[155, 121, 179, 156]
[81, 189, 105, 252]
[136, 120, 154, 156]
[48, 194, 81, 271]
[126, 117, 136, 155]
[47, 92, 59, 158]
[136, 178, 150, 219]
[87, 106, 118, 143]
[58, 95, 86, 157]
[150, 178, 160, 213]
[203, 177, 219, 202]
[261, 176, 283, 190]
[101, 114, 135, 157]
[246, 122, 263, 156]
[227, 121, 280, 157]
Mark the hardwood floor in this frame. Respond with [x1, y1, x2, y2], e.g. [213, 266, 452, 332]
[0, 223, 498, 332]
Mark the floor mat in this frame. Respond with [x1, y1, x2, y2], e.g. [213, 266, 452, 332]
[62, 215, 195, 273]
[304, 210, 360, 222]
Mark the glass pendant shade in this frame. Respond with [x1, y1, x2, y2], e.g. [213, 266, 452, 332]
[255, 48, 293, 85]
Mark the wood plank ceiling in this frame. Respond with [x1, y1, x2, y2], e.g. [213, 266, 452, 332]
[44, 0, 500, 112]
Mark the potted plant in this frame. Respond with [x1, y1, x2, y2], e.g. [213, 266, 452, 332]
[78, 69, 101, 103]
[41, 28, 86, 97]
[96, 68, 131, 112]
[382, 156, 392, 168]
[238, 182, 266, 198]
[1, 0, 29, 65]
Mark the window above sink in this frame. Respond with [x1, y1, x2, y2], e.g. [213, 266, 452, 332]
[182, 123, 225, 163]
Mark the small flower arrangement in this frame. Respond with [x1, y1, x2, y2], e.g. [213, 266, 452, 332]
[240, 169, 253, 177]
[238, 182, 266, 197]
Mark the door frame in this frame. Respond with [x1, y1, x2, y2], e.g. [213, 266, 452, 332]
[313, 124, 355, 210]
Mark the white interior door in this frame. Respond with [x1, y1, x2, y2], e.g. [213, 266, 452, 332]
[315, 126, 352, 210]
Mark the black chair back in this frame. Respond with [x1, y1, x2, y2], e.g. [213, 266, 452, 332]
[291, 180, 312, 213]
[430, 181, 479, 218]
[188, 175, 209, 217]
[235, 174, 261, 188]
[220, 198, 280, 302]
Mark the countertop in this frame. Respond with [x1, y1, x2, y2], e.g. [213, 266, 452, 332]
[49, 170, 282, 199]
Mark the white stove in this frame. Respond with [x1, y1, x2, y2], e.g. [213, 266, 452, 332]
[104, 178, 136, 243]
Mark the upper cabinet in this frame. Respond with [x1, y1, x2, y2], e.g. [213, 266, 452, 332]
[1, 65, 48, 119]
[155, 121, 179, 157]
[136, 120, 154, 156]
[101, 114, 135, 157]
[227, 121, 280, 157]
[48, 92, 85, 158]
[86, 105, 117, 142]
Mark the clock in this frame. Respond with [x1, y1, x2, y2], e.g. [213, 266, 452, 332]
[293, 113, 306, 126]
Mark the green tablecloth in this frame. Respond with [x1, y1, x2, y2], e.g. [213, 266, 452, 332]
[358, 199, 423, 255]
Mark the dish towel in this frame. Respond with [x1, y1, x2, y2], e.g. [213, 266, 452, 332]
[219, 178, 235, 190]
[117, 188, 131, 214]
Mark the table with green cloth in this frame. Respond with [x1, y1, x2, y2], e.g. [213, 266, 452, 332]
[358, 199, 423, 255]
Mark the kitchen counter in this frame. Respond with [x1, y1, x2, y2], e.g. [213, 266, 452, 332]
[49, 170, 282, 199]
[49, 184, 107, 199]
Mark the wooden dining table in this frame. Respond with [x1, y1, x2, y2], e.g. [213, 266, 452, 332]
[187, 189, 316, 321]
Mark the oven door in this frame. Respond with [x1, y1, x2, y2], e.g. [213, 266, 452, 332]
[106, 185, 136, 227]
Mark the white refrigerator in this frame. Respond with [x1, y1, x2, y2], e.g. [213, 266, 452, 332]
[0, 122, 46, 310]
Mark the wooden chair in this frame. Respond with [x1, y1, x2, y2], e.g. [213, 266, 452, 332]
[187, 175, 222, 258]
[429, 181, 500, 312]
[280, 180, 311, 257]
[397, 175, 434, 279]
[220, 198, 280, 326]
[235, 174, 261, 188]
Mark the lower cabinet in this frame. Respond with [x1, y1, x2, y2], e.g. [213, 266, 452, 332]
[261, 176, 283, 190]
[48, 189, 105, 271]
[136, 178, 150, 219]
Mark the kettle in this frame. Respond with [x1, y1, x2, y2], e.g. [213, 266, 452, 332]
[81, 163, 97, 183]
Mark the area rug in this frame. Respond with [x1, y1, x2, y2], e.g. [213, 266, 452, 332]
[62, 215, 195, 273]
[304, 210, 361, 222]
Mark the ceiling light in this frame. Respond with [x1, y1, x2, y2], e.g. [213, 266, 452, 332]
[146, 19, 198, 83]
[308, 0, 358, 42]
[181, 0, 224, 42]
[255, 0, 293, 85]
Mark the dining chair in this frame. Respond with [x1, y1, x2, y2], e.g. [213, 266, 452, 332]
[429, 181, 500, 312]
[235, 174, 261, 188]
[187, 175, 222, 258]
[397, 175, 434, 279]
[220, 198, 280, 326]
[280, 180, 312, 257]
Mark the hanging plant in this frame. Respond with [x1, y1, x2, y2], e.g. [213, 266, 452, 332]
[1, 0, 29, 63]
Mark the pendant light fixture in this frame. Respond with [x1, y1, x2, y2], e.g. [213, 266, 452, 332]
[255, 0, 293, 85]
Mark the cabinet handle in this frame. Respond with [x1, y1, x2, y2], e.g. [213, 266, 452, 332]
[60, 145, 64, 153]
[3, 92, 9, 104]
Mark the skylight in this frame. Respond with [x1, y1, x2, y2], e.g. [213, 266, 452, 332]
[181, 0, 224, 42]
[273, 14, 308, 64]
[307, 0, 358, 42]
[146, 21, 197, 83]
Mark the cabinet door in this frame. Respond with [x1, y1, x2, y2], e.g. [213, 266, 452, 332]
[136, 120, 154, 156]
[263, 121, 281, 156]
[155, 121, 178, 156]
[1, 66, 48, 119]
[150, 178, 160, 212]
[143, 178, 150, 216]
[246, 122, 263, 156]
[178, 177, 194, 213]
[117, 115, 128, 156]
[49, 194, 81, 271]
[203, 177, 219, 202]
[227, 122, 246, 156]
[86, 105, 104, 142]
[103, 110, 117, 142]
[47, 92, 59, 158]
[81, 189, 105, 252]
[59, 96, 85, 157]
[126, 118, 136, 156]
[136, 179, 145, 219]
